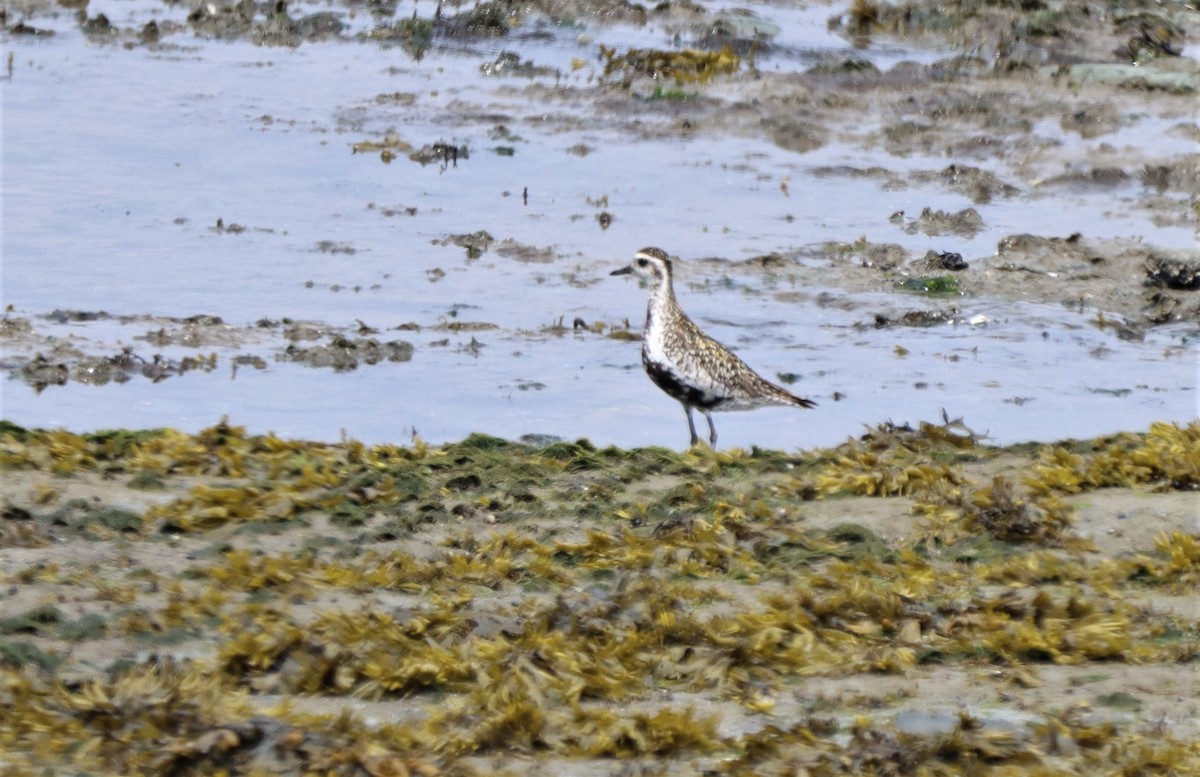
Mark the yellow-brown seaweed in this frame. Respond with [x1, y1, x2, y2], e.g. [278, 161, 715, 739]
[0, 419, 1197, 774]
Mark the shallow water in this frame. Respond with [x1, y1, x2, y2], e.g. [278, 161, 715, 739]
[2, 0, 1197, 449]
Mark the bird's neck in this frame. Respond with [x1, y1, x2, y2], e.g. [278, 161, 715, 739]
[644, 275, 681, 334]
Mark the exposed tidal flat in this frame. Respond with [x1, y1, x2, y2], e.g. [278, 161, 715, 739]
[0, 418, 1197, 775]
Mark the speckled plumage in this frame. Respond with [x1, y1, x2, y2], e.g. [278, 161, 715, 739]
[611, 247, 816, 447]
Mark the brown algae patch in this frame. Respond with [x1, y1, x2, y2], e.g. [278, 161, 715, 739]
[0, 418, 1197, 774]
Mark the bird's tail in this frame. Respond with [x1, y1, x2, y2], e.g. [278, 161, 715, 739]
[761, 380, 816, 409]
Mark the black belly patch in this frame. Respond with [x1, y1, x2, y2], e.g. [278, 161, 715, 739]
[644, 360, 722, 409]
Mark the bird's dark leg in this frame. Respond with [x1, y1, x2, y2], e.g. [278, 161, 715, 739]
[702, 410, 717, 447]
[683, 404, 701, 447]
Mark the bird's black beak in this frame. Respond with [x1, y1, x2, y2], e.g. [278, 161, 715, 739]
[610, 265, 633, 276]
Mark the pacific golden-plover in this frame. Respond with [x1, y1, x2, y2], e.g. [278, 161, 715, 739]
[611, 247, 816, 447]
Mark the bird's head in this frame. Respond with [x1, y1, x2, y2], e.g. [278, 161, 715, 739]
[610, 247, 673, 284]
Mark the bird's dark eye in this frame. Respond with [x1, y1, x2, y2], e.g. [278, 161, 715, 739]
[636, 258, 649, 267]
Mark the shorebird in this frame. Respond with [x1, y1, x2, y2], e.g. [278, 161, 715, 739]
[611, 247, 816, 447]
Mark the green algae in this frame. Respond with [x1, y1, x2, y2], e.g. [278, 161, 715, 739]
[895, 275, 962, 296]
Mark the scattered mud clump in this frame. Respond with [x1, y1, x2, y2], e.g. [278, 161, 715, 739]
[17, 349, 218, 392]
[45, 309, 111, 323]
[984, 235, 1200, 326]
[409, 141, 469, 167]
[17, 354, 68, 391]
[362, 0, 526, 57]
[480, 50, 557, 78]
[495, 239, 557, 263]
[315, 240, 356, 255]
[137, 315, 231, 347]
[921, 164, 1019, 204]
[994, 233, 1097, 276]
[353, 136, 469, 168]
[997, 232, 1083, 256]
[79, 12, 116, 38]
[696, 11, 781, 55]
[827, 239, 911, 271]
[1142, 254, 1200, 323]
[872, 309, 958, 328]
[763, 117, 826, 154]
[922, 250, 968, 271]
[0, 316, 32, 337]
[75, 351, 187, 386]
[902, 206, 985, 238]
[187, 1, 344, 46]
[351, 134, 413, 163]
[6, 21, 55, 37]
[806, 56, 880, 75]
[840, 0, 1184, 68]
[1145, 254, 1200, 290]
[1, 314, 431, 390]
[277, 336, 414, 370]
[1143, 290, 1200, 325]
[1042, 165, 1133, 191]
[1060, 105, 1122, 138]
[811, 164, 895, 183]
[360, 15, 434, 55]
[282, 322, 333, 341]
[438, 229, 494, 258]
